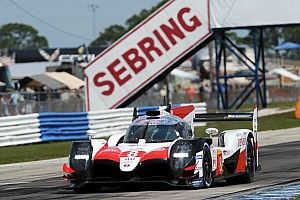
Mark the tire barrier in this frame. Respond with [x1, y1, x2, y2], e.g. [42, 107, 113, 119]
[0, 103, 207, 147]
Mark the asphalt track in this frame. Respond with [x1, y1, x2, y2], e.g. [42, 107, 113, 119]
[0, 141, 299, 200]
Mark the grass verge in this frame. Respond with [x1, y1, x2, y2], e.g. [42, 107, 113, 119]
[0, 141, 71, 165]
[0, 111, 299, 165]
[208, 101, 297, 112]
[195, 111, 299, 137]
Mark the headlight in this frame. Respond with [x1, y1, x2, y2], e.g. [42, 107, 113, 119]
[173, 152, 189, 158]
[170, 140, 194, 176]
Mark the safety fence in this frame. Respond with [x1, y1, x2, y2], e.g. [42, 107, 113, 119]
[0, 103, 207, 147]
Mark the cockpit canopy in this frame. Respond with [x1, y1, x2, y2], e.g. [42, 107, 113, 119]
[123, 114, 192, 143]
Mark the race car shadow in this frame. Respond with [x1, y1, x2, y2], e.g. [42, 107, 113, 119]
[58, 182, 206, 194]
[57, 178, 252, 194]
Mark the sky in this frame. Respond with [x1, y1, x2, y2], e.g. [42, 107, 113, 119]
[0, 0, 162, 48]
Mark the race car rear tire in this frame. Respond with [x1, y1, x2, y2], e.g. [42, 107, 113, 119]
[226, 136, 255, 184]
[239, 137, 255, 183]
[202, 144, 213, 188]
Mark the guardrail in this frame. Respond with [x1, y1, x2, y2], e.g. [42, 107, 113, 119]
[0, 114, 41, 147]
[0, 103, 207, 147]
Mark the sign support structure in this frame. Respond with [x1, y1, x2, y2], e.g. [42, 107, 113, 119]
[214, 28, 267, 110]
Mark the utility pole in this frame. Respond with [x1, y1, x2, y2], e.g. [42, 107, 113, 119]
[88, 4, 99, 39]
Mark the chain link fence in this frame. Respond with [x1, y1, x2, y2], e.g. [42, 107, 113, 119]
[0, 86, 299, 117]
[0, 90, 85, 117]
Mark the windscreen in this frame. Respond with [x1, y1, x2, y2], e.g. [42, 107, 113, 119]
[123, 124, 182, 143]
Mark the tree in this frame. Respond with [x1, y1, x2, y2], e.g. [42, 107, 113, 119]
[126, 9, 150, 30]
[90, 25, 126, 47]
[90, 0, 168, 47]
[0, 23, 48, 50]
[281, 26, 300, 43]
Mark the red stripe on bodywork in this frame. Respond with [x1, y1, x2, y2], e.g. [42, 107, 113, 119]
[184, 164, 196, 171]
[94, 147, 121, 162]
[63, 163, 75, 173]
[94, 147, 169, 163]
[140, 147, 169, 162]
[235, 149, 246, 173]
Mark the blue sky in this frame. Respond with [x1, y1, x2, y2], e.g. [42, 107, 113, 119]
[0, 0, 162, 48]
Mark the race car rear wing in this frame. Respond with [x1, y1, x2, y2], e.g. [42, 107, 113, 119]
[194, 112, 254, 121]
[194, 107, 258, 134]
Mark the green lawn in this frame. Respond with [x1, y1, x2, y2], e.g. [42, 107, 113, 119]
[208, 101, 297, 112]
[195, 111, 299, 137]
[0, 110, 299, 165]
[0, 141, 71, 165]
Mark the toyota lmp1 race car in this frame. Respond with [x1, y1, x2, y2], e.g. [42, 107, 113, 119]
[63, 105, 260, 192]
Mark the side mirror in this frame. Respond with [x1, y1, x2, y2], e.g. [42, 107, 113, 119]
[205, 128, 219, 137]
[86, 130, 98, 139]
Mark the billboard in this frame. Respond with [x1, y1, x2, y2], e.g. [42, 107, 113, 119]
[85, 0, 211, 111]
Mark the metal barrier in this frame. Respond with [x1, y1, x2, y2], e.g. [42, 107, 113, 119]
[39, 112, 89, 141]
[0, 114, 41, 147]
[0, 103, 207, 147]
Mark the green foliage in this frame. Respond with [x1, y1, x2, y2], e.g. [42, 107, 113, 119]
[0, 23, 48, 50]
[126, 0, 167, 30]
[281, 26, 300, 43]
[294, 196, 300, 200]
[232, 27, 300, 48]
[90, 25, 126, 47]
[90, 0, 168, 47]
[263, 28, 281, 47]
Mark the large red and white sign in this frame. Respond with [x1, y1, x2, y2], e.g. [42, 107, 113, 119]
[84, 0, 211, 111]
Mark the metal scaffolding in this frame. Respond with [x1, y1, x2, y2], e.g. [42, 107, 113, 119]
[214, 28, 267, 110]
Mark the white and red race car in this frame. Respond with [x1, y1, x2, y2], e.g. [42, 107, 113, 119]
[63, 105, 259, 192]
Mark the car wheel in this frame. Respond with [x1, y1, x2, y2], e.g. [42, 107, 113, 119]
[226, 136, 255, 185]
[202, 144, 213, 188]
[240, 137, 255, 183]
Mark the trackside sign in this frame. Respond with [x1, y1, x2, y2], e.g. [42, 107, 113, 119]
[84, 0, 211, 111]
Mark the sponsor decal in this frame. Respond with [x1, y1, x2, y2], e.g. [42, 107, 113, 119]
[194, 151, 203, 175]
[104, 148, 118, 152]
[191, 178, 203, 187]
[238, 138, 246, 147]
[120, 156, 141, 172]
[226, 114, 252, 118]
[223, 150, 231, 157]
